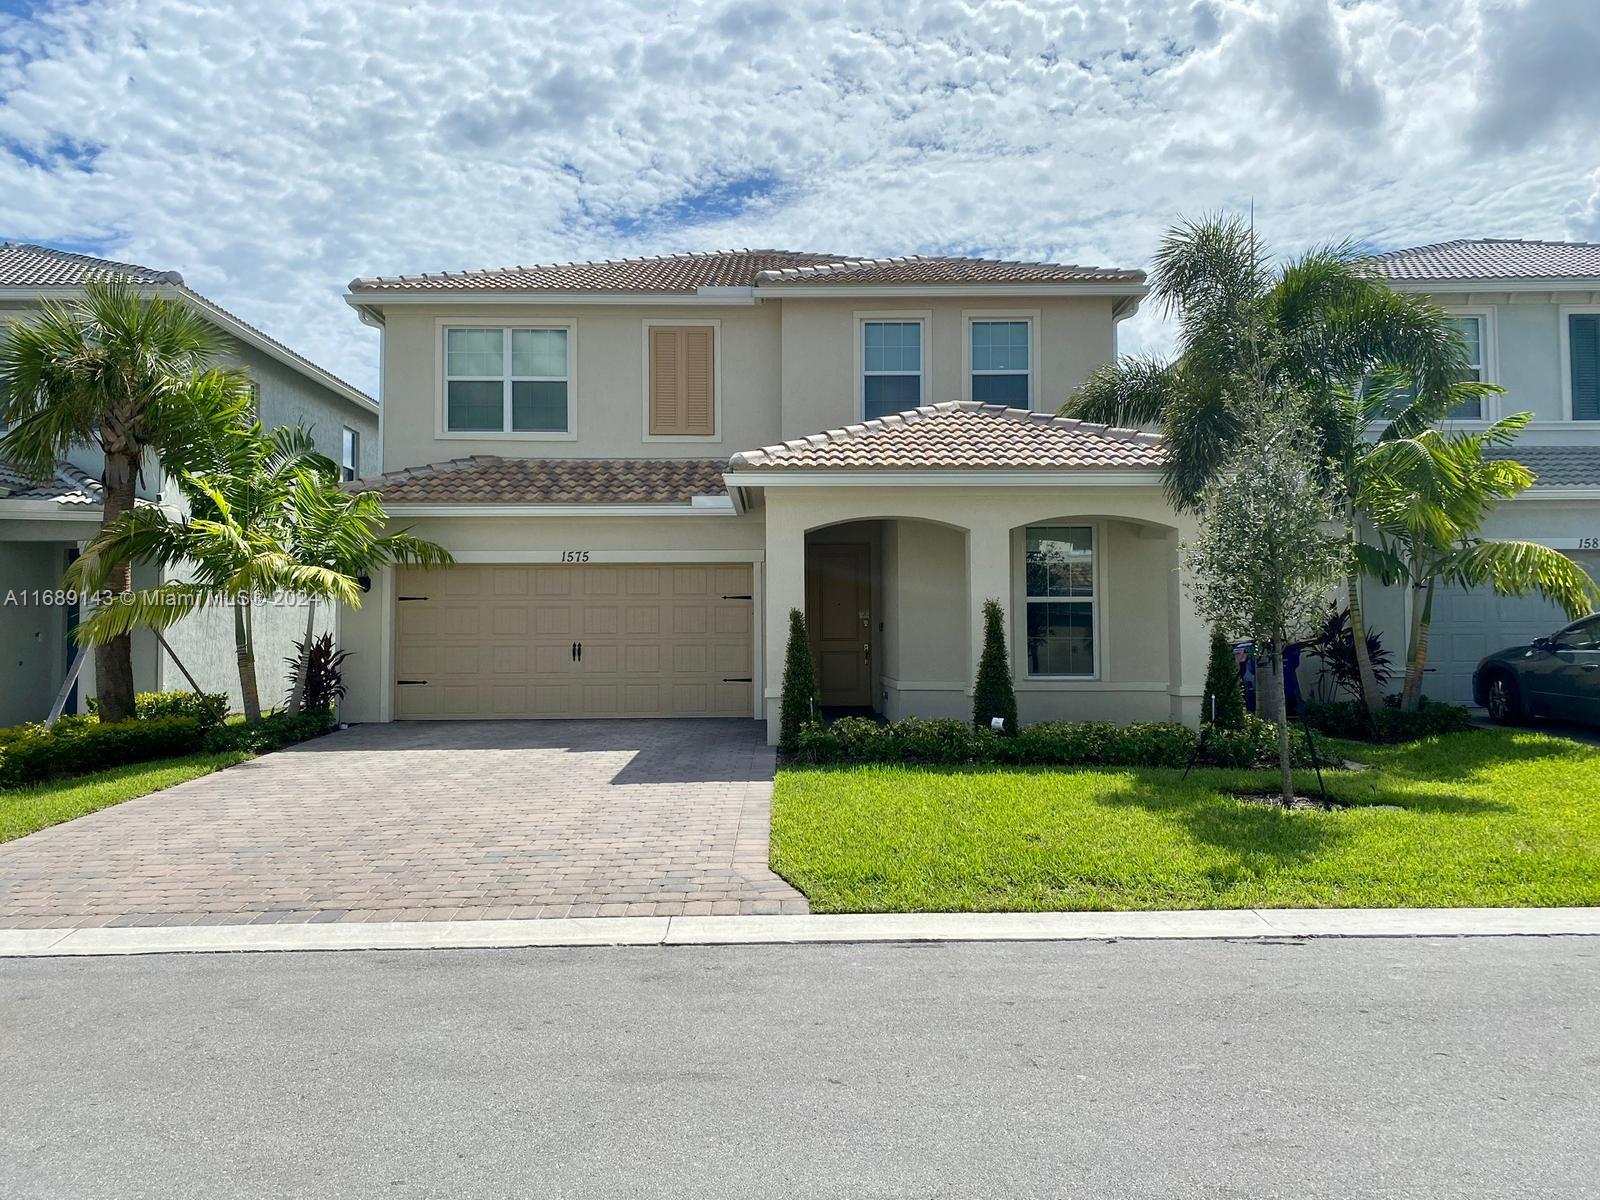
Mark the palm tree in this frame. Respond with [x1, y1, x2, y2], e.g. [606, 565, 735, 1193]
[1064, 215, 1476, 717]
[1359, 413, 1600, 710]
[282, 474, 452, 715]
[65, 423, 356, 722]
[1313, 370, 1497, 716]
[0, 280, 238, 721]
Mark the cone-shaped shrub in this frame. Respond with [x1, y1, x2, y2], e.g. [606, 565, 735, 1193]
[971, 598, 1018, 735]
[778, 607, 819, 751]
[1203, 626, 1247, 730]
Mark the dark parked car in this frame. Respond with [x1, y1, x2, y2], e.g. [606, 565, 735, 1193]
[1473, 615, 1600, 725]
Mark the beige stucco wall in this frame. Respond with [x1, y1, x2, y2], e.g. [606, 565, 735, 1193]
[338, 510, 765, 723]
[373, 292, 1127, 473]
[777, 295, 1121, 439]
[377, 303, 785, 471]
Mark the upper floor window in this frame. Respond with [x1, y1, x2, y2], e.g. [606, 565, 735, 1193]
[647, 323, 716, 437]
[971, 319, 1031, 405]
[1569, 312, 1600, 421]
[444, 326, 569, 434]
[862, 320, 923, 419]
[1024, 525, 1095, 678]
[340, 427, 360, 483]
[1445, 316, 1485, 420]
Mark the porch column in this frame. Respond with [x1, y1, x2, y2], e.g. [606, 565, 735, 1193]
[966, 517, 1014, 708]
[1167, 524, 1207, 726]
[762, 497, 809, 744]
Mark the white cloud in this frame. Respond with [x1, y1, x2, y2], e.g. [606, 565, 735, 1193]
[0, 0, 1597, 396]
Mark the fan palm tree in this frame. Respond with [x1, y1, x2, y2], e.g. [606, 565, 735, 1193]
[1359, 413, 1600, 710]
[281, 474, 452, 714]
[0, 280, 241, 721]
[1063, 215, 1478, 717]
[65, 423, 356, 722]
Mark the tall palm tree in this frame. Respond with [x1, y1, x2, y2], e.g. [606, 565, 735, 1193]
[0, 280, 236, 722]
[282, 474, 452, 714]
[1064, 215, 1476, 717]
[1359, 413, 1599, 710]
[65, 423, 356, 722]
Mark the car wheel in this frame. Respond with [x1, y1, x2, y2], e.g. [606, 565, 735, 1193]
[1484, 672, 1524, 725]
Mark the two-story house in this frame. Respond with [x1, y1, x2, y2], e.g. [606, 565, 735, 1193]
[1364, 240, 1600, 705]
[339, 250, 1221, 743]
[0, 242, 380, 724]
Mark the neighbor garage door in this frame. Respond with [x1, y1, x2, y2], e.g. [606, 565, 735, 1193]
[393, 563, 754, 718]
[1423, 551, 1600, 705]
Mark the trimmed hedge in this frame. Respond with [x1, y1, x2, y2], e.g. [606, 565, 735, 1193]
[1302, 697, 1474, 743]
[202, 707, 336, 755]
[0, 716, 206, 788]
[791, 715, 1314, 769]
[88, 689, 228, 730]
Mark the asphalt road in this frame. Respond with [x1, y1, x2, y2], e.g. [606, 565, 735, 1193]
[3, 937, 1596, 1199]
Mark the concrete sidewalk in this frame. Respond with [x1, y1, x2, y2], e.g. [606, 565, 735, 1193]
[4, 906, 1599, 957]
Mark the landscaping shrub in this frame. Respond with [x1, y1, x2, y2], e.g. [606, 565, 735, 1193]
[971, 598, 1018, 734]
[202, 706, 336, 755]
[1302, 697, 1474, 742]
[285, 633, 351, 711]
[88, 689, 229, 731]
[0, 716, 205, 788]
[1202, 716, 1314, 769]
[789, 715, 1310, 769]
[778, 608, 819, 752]
[1202, 628, 1247, 730]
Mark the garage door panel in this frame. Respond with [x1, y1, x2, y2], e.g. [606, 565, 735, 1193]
[584, 606, 619, 635]
[395, 563, 753, 719]
[492, 606, 528, 636]
[534, 607, 570, 635]
[492, 645, 527, 674]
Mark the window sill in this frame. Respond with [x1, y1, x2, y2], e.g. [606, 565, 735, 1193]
[436, 430, 579, 441]
[643, 432, 723, 444]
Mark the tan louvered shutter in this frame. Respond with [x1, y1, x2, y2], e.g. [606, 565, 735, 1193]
[649, 326, 715, 435]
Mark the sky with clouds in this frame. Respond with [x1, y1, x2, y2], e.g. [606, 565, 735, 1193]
[2, 0, 1598, 396]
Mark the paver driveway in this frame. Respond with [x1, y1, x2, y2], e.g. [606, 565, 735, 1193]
[0, 720, 807, 929]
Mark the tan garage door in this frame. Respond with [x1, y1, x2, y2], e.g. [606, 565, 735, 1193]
[393, 563, 754, 719]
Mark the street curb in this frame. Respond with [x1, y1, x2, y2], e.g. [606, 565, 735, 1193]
[3, 907, 1600, 958]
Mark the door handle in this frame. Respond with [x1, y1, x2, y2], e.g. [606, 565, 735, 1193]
[571, 642, 577, 662]
[578, 642, 583, 662]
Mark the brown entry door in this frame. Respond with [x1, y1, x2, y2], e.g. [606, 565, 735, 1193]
[806, 543, 872, 707]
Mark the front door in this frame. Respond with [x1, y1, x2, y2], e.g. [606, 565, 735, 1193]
[806, 543, 872, 708]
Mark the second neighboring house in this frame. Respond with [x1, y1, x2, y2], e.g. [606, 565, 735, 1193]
[338, 249, 1210, 744]
[0, 242, 380, 725]
[1366, 239, 1600, 705]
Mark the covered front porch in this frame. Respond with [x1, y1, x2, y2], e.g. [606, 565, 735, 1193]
[755, 486, 1206, 741]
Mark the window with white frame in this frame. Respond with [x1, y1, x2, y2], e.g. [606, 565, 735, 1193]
[1024, 525, 1095, 677]
[971, 320, 1030, 404]
[1445, 316, 1485, 420]
[444, 326, 570, 433]
[862, 320, 922, 418]
[340, 427, 360, 482]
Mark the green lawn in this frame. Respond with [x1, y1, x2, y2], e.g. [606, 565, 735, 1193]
[0, 753, 248, 845]
[770, 729, 1600, 912]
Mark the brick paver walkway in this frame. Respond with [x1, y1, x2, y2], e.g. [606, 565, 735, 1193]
[0, 720, 808, 929]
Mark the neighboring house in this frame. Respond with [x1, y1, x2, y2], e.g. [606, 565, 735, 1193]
[338, 249, 1214, 743]
[0, 242, 380, 725]
[1360, 239, 1600, 706]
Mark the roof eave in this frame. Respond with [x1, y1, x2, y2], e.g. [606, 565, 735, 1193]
[724, 468, 1165, 486]
[1381, 276, 1600, 292]
[750, 281, 1149, 299]
[343, 287, 757, 307]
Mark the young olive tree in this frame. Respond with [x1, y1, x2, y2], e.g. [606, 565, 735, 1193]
[1184, 403, 1349, 804]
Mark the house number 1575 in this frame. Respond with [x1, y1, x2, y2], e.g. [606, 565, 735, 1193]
[560, 550, 592, 563]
